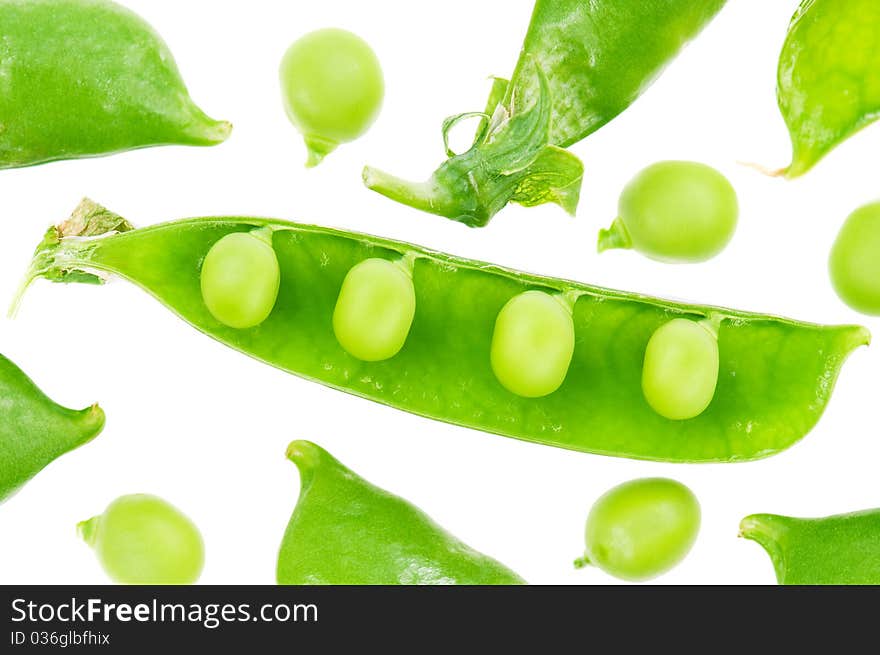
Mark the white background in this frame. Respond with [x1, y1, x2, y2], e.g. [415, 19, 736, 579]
[1, 0, 878, 585]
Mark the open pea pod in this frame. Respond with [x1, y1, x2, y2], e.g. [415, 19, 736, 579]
[740, 510, 880, 584]
[0, 354, 105, 503]
[776, 0, 880, 177]
[13, 199, 868, 463]
[364, 0, 726, 226]
[0, 0, 230, 169]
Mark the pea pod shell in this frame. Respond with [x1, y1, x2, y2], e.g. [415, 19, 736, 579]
[15, 200, 869, 464]
[0, 0, 230, 169]
[277, 441, 525, 585]
[740, 510, 880, 584]
[0, 354, 105, 502]
[777, 0, 880, 177]
[512, 0, 727, 146]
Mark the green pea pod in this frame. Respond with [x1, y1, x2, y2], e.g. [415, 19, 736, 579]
[740, 510, 880, 584]
[0, 354, 105, 503]
[776, 0, 880, 177]
[0, 0, 230, 170]
[277, 441, 524, 584]
[363, 0, 726, 226]
[12, 199, 868, 463]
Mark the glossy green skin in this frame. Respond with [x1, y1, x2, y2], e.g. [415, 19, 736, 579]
[363, 0, 725, 226]
[829, 202, 880, 316]
[79, 494, 204, 585]
[0, 0, 230, 169]
[599, 161, 739, 263]
[642, 319, 719, 421]
[0, 354, 104, 503]
[19, 201, 869, 463]
[778, 0, 880, 177]
[277, 441, 524, 585]
[280, 28, 384, 167]
[580, 478, 700, 581]
[741, 510, 880, 585]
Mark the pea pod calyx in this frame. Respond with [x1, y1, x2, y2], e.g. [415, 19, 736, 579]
[364, 0, 726, 225]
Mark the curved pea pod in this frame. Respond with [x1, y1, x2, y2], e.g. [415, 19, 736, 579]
[0, 354, 105, 503]
[12, 199, 869, 463]
[0, 0, 230, 170]
[277, 441, 525, 584]
[776, 0, 880, 177]
[740, 510, 880, 584]
[363, 0, 726, 226]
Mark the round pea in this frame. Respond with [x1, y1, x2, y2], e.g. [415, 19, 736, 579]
[78, 494, 204, 585]
[280, 28, 384, 166]
[490, 290, 575, 398]
[829, 202, 880, 315]
[333, 258, 416, 362]
[580, 478, 701, 581]
[200, 231, 280, 329]
[602, 161, 738, 263]
[642, 318, 719, 420]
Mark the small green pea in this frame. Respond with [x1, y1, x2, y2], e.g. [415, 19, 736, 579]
[78, 494, 204, 585]
[333, 258, 416, 362]
[280, 28, 384, 167]
[200, 231, 280, 329]
[490, 290, 575, 398]
[829, 202, 880, 316]
[642, 318, 719, 420]
[577, 478, 701, 582]
[599, 161, 738, 263]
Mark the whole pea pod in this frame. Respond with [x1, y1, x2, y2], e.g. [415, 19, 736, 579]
[0, 0, 230, 170]
[740, 510, 880, 584]
[0, 354, 105, 503]
[12, 199, 868, 463]
[775, 0, 880, 177]
[277, 441, 524, 584]
[363, 0, 726, 226]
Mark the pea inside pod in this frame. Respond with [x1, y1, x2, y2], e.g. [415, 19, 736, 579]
[333, 258, 416, 362]
[200, 230, 281, 329]
[78, 494, 205, 585]
[0, 0, 230, 170]
[642, 318, 720, 421]
[13, 199, 869, 464]
[490, 291, 575, 398]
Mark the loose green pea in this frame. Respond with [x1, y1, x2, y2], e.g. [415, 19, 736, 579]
[576, 478, 701, 582]
[490, 290, 575, 398]
[78, 494, 204, 585]
[333, 258, 416, 362]
[829, 202, 880, 316]
[280, 28, 384, 167]
[642, 318, 719, 421]
[599, 161, 738, 263]
[200, 231, 280, 329]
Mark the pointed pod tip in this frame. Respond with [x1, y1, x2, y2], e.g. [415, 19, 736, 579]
[76, 516, 100, 546]
[285, 440, 321, 466]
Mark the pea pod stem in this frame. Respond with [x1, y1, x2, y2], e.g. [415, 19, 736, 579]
[597, 217, 632, 253]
